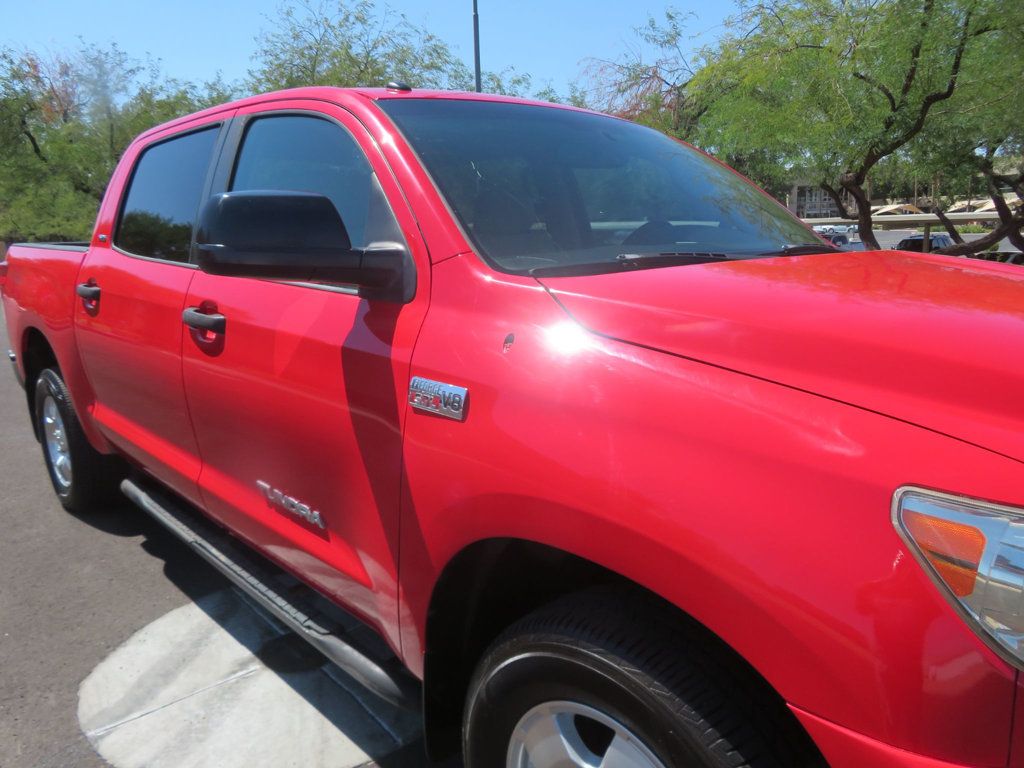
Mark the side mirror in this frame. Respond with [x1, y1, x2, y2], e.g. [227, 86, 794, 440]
[193, 191, 406, 297]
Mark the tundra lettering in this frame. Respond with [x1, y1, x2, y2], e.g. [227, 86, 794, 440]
[256, 480, 326, 530]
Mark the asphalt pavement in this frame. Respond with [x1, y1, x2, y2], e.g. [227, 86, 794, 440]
[0, 308, 438, 767]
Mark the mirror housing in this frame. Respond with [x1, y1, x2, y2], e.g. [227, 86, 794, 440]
[193, 191, 408, 299]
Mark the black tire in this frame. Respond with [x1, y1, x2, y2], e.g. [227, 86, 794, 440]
[34, 367, 122, 513]
[463, 589, 823, 768]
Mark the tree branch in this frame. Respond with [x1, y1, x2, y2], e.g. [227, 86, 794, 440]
[935, 212, 1024, 255]
[984, 173, 1024, 252]
[20, 121, 47, 163]
[936, 163, 1024, 255]
[898, 0, 935, 103]
[853, 71, 895, 111]
[858, 8, 972, 180]
[934, 207, 965, 243]
[992, 172, 1024, 199]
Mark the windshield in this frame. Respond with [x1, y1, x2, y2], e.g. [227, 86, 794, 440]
[379, 99, 819, 275]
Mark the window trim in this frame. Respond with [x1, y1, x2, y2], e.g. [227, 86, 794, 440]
[227, 112, 348, 192]
[204, 107, 413, 298]
[112, 121, 225, 267]
[223, 111, 381, 252]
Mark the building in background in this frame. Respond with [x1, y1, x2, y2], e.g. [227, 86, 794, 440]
[785, 182, 857, 218]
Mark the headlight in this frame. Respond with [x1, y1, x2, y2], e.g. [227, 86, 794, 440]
[894, 487, 1024, 666]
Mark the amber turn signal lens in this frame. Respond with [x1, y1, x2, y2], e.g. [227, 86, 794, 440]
[896, 488, 1024, 666]
[903, 510, 986, 596]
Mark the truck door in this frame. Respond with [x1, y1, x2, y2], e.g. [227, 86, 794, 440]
[75, 120, 227, 506]
[180, 102, 430, 644]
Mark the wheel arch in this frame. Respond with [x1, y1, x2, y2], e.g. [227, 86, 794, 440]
[421, 536, 822, 763]
[21, 326, 59, 440]
[19, 324, 111, 453]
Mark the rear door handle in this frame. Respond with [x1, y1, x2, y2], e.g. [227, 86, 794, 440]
[76, 283, 101, 301]
[183, 307, 226, 335]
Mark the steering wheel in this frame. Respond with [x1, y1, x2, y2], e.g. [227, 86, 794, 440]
[622, 219, 676, 247]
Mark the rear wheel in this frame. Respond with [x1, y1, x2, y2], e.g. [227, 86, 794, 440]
[34, 368, 122, 513]
[463, 589, 822, 768]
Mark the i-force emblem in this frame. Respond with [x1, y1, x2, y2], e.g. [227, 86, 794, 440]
[409, 377, 468, 421]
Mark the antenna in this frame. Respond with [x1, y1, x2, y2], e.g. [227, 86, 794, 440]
[473, 0, 482, 92]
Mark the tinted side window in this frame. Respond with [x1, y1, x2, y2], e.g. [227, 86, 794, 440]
[116, 127, 218, 262]
[230, 116, 375, 247]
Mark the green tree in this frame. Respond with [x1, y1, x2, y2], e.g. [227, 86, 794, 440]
[248, 1, 556, 98]
[596, 0, 1019, 253]
[0, 49, 96, 241]
[583, 10, 733, 139]
[248, 0, 474, 91]
[580, 9, 796, 199]
[701, 0, 1015, 250]
[0, 44, 236, 244]
[908, 2, 1024, 253]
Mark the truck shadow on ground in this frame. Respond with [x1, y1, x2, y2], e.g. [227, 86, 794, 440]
[71, 497, 452, 768]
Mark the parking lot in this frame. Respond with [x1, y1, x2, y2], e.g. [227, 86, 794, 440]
[838, 227, 1018, 253]
[0, 310, 436, 767]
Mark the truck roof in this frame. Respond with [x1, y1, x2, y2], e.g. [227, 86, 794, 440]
[135, 86, 585, 144]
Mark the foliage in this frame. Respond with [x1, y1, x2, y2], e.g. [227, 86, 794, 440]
[907, 1, 1024, 251]
[248, 0, 554, 98]
[939, 223, 991, 233]
[248, 0, 474, 91]
[0, 44, 237, 243]
[596, 0, 1022, 252]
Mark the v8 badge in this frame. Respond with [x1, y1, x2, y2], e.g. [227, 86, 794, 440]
[409, 377, 468, 421]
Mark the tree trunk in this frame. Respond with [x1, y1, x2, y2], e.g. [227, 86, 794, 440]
[840, 177, 879, 250]
[934, 207, 965, 244]
[985, 179, 1024, 254]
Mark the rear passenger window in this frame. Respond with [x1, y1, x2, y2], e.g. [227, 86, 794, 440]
[230, 116, 376, 247]
[115, 127, 218, 262]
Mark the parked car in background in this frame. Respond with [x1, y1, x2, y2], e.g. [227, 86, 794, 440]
[4, 86, 1024, 768]
[895, 233, 954, 252]
[813, 223, 854, 236]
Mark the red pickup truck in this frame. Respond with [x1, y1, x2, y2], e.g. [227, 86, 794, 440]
[4, 86, 1024, 768]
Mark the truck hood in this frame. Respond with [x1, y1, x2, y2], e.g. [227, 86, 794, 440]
[538, 250, 1024, 463]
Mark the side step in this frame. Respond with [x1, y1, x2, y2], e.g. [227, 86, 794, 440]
[120, 478, 420, 711]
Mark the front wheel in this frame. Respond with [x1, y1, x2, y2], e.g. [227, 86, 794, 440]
[34, 368, 121, 513]
[505, 699, 668, 767]
[463, 590, 823, 768]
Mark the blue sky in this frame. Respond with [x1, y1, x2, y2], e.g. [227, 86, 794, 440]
[0, 0, 734, 93]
